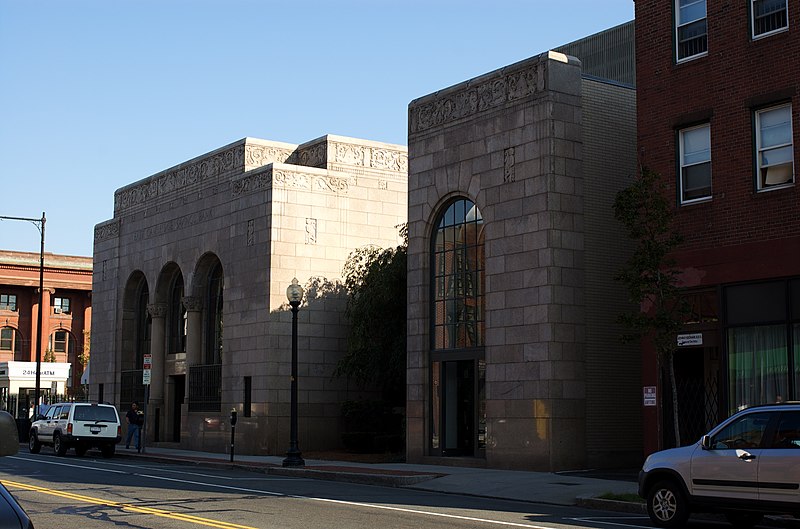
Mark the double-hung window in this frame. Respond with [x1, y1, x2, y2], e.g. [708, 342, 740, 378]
[676, 0, 708, 62]
[679, 124, 712, 203]
[755, 104, 794, 191]
[752, 0, 789, 39]
[53, 297, 70, 314]
[0, 294, 16, 311]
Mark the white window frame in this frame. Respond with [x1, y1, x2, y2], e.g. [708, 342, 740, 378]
[0, 294, 16, 311]
[679, 124, 712, 204]
[675, 0, 708, 62]
[751, 0, 789, 39]
[755, 103, 795, 192]
[53, 296, 70, 315]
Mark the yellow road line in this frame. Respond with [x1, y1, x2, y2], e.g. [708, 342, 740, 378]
[3, 480, 258, 529]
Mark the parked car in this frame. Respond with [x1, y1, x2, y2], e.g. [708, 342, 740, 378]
[639, 402, 800, 528]
[0, 410, 35, 528]
[29, 402, 121, 458]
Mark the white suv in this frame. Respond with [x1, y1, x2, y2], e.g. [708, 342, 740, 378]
[639, 403, 800, 527]
[28, 402, 121, 458]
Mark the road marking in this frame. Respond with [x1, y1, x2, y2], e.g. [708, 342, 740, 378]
[2, 480, 257, 529]
[9, 456, 128, 474]
[567, 516, 653, 529]
[8, 457, 572, 528]
[139, 475, 554, 528]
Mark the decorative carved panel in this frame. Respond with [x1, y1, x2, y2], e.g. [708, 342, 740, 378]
[409, 62, 541, 133]
[94, 220, 120, 242]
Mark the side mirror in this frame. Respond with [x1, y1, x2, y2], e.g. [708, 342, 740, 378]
[0, 411, 19, 456]
[701, 435, 712, 450]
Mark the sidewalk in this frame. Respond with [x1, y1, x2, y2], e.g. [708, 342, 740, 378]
[114, 445, 643, 510]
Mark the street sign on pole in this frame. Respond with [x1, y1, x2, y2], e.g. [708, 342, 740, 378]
[143, 354, 152, 385]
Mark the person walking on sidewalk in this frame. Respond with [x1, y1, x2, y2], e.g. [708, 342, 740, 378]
[125, 402, 143, 452]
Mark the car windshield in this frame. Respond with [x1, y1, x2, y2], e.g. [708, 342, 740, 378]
[73, 406, 117, 422]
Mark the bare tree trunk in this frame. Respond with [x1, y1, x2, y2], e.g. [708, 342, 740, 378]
[668, 351, 681, 447]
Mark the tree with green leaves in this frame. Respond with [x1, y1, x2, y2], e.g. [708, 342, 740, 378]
[337, 225, 407, 406]
[614, 167, 690, 447]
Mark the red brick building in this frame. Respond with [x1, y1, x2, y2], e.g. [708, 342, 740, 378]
[0, 250, 92, 403]
[635, 0, 799, 453]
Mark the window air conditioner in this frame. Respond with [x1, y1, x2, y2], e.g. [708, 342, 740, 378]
[54, 307, 63, 314]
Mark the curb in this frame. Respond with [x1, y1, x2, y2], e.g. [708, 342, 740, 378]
[266, 466, 439, 487]
[122, 451, 440, 488]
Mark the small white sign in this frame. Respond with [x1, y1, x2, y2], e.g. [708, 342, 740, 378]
[143, 354, 152, 368]
[643, 386, 657, 407]
[677, 333, 703, 347]
[142, 370, 151, 385]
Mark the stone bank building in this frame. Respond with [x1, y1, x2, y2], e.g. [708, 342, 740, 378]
[91, 135, 407, 453]
[406, 23, 641, 470]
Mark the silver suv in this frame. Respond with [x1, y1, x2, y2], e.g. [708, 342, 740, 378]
[639, 403, 800, 527]
[28, 402, 121, 458]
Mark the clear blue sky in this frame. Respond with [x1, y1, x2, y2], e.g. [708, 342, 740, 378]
[0, 0, 634, 257]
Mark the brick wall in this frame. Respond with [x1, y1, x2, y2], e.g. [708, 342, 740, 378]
[635, 0, 800, 256]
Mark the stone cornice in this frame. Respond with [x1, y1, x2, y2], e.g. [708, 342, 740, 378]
[94, 219, 120, 243]
[231, 164, 355, 197]
[296, 137, 408, 175]
[409, 56, 547, 134]
[113, 136, 407, 213]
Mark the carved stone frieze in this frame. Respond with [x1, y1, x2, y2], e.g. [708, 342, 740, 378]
[232, 170, 272, 196]
[244, 144, 294, 170]
[273, 170, 312, 190]
[298, 143, 327, 168]
[115, 144, 246, 213]
[369, 148, 408, 173]
[409, 62, 541, 133]
[94, 220, 120, 242]
[335, 143, 366, 166]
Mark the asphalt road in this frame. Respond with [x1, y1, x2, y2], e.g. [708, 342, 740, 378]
[0, 449, 737, 529]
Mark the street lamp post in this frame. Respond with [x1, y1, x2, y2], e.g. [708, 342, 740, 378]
[283, 278, 305, 467]
[0, 212, 46, 417]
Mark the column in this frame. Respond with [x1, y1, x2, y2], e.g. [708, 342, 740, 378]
[146, 302, 167, 443]
[146, 303, 167, 403]
[30, 288, 53, 362]
[182, 296, 203, 402]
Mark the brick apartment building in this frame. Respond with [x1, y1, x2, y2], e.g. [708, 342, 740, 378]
[635, 0, 799, 452]
[0, 250, 92, 414]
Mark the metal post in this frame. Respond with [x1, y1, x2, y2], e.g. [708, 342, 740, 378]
[229, 408, 237, 463]
[0, 213, 46, 418]
[283, 299, 304, 467]
[35, 213, 45, 417]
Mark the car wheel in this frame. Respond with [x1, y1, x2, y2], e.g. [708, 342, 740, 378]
[726, 512, 763, 528]
[100, 444, 115, 458]
[646, 480, 690, 528]
[75, 444, 87, 457]
[54, 434, 68, 456]
[28, 431, 41, 454]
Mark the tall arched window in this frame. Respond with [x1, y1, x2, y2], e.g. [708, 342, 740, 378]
[432, 198, 485, 349]
[169, 273, 186, 354]
[205, 262, 223, 365]
[430, 198, 486, 458]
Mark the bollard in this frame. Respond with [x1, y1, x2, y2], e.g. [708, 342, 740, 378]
[229, 408, 237, 462]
